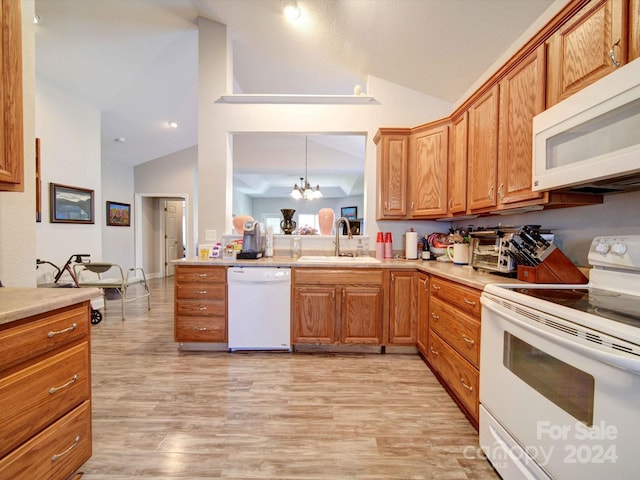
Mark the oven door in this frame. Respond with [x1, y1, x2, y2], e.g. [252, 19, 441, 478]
[480, 292, 640, 480]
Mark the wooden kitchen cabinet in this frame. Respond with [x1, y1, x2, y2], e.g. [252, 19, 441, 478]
[416, 272, 430, 355]
[0, 0, 24, 192]
[631, 0, 640, 60]
[374, 129, 410, 219]
[496, 44, 547, 207]
[174, 265, 227, 342]
[292, 269, 384, 345]
[447, 111, 468, 216]
[466, 85, 499, 212]
[408, 120, 449, 218]
[546, 0, 628, 107]
[426, 276, 481, 427]
[387, 270, 417, 345]
[0, 302, 92, 478]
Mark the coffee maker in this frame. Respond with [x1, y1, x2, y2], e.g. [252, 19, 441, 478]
[237, 220, 264, 259]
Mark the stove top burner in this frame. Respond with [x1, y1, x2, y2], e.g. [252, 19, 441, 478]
[513, 287, 640, 327]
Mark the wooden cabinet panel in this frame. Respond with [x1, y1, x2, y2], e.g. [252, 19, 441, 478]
[430, 277, 481, 317]
[174, 265, 227, 343]
[416, 273, 430, 355]
[292, 286, 336, 344]
[375, 131, 409, 219]
[497, 44, 546, 206]
[0, 0, 24, 192]
[429, 296, 480, 368]
[0, 343, 90, 457]
[409, 123, 449, 218]
[388, 271, 417, 345]
[631, 0, 640, 60]
[428, 331, 479, 421]
[546, 0, 628, 106]
[341, 287, 383, 344]
[448, 112, 468, 215]
[467, 85, 499, 212]
[0, 400, 92, 480]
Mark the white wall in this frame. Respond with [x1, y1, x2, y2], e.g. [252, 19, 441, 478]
[35, 77, 102, 274]
[101, 160, 134, 268]
[0, 0, 36, 287]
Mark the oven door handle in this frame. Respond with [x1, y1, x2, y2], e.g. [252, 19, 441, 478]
[484, 299, 640, 375]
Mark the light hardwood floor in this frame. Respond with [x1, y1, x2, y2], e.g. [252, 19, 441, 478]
[81, 277, 499, 479]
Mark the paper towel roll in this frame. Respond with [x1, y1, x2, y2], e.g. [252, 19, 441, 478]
[405, 231, 418, 259]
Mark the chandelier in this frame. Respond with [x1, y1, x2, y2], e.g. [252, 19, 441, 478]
[290, 136, 322, 200]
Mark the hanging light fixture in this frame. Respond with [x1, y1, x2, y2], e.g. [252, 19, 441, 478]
[291, 136, 322, 200]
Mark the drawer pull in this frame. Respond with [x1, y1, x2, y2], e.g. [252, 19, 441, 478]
[429, 347, 439, 356]
[431, 312, 440, 321]
[460, 378, 474, 391]
[51, 435, 80, 462]
[49, 374, 79, 395]
[461, 335, 475, 345]
[196, 306, 208, 311]
[194, 326, 208, 331]
[195, 290, 208, 295]
[47, 323, 78, 338]
[432, 285, 441, 291]
[463, 298, 476, 306]
[195, 274, 208, 277]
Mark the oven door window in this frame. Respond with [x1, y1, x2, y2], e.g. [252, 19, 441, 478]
[503, 332, 594, 426]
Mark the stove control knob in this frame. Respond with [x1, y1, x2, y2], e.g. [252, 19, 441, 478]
[595, 241, 610, 255]
[612, 242, 628, 256]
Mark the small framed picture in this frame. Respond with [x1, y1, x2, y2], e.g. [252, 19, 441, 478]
[106, 201, 131, 226]
[340, 206, 357, 220]
[50, 183, 95, 224]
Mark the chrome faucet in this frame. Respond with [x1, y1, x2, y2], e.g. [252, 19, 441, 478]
[334, 217, 353, 256]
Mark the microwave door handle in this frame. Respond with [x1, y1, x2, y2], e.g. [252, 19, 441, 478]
[483, 299, 640, 375]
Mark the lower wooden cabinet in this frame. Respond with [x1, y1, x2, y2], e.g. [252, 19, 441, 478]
[292, 269, 384, 345]
[174, 265, 227, 342]
[388, 270, 418, 345]
[0, 302, 92, 479]
[416, 272, 430, 355]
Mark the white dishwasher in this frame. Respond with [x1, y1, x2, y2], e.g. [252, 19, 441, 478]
[227, 266, 291, 351]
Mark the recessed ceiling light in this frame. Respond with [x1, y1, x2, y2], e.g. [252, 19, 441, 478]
[168, 121, 178, 128]
[283, 1, 301, 20]
[114, 137, 126, 143]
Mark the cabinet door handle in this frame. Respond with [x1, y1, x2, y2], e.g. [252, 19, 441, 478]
[463, 298, 476, 306]
[609, 38, 621, 68]
[47, 323, 78, 338]
[448, 198, 453, 209]
[460, 378, 474, 391]
[431, 312, 439, 321]
[49, 374, 79, 395]
[51, 435, 81, 462]
[462, 334, 475, 345]
[488, 185, 494, 200]
[432, 284, 440, 291]
[430, 347, 439, 356]
[498, 183, 504, 200]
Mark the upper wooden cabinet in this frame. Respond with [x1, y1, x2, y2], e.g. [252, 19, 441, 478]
[631, 0, 640, 60]
[467, 85, 499, 212]
[0, 0, 24, 192]
[408, 121, 449, 218]
[546, 0, 629, 107]
[447, 111, 468, 216]
[496, 44, 547, 207]
[374, 129, 410, 219]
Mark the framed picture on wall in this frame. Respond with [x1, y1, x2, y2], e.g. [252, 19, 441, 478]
[340, 206, 357, 220]
[49, 183, 95, 224]
[106, 201, 131, 226]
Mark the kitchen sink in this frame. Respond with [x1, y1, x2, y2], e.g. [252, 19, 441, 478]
[296, 255, 381, 264]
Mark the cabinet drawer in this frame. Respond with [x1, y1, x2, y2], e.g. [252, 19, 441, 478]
[293, 268, 384, 286]
[175, 316, 226, 342]
[430, 277, 481, 317]
[175, 299, 225, 317]
[176, 284, 226, 300]
[427, 331, 479, 421]
[0, 400, 92, 480]
[0, 305, 89, 373]
[429, 296, 480, 367]
[176, 266, 226, 283]
[0, 342, 90, 457]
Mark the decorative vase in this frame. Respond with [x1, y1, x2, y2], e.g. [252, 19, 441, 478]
[233, 215, 253, 234]
[280, 209, 296, 235]
[318, 208, 335, 236]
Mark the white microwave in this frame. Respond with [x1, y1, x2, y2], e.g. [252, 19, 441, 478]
[532, 57, 640, 193]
